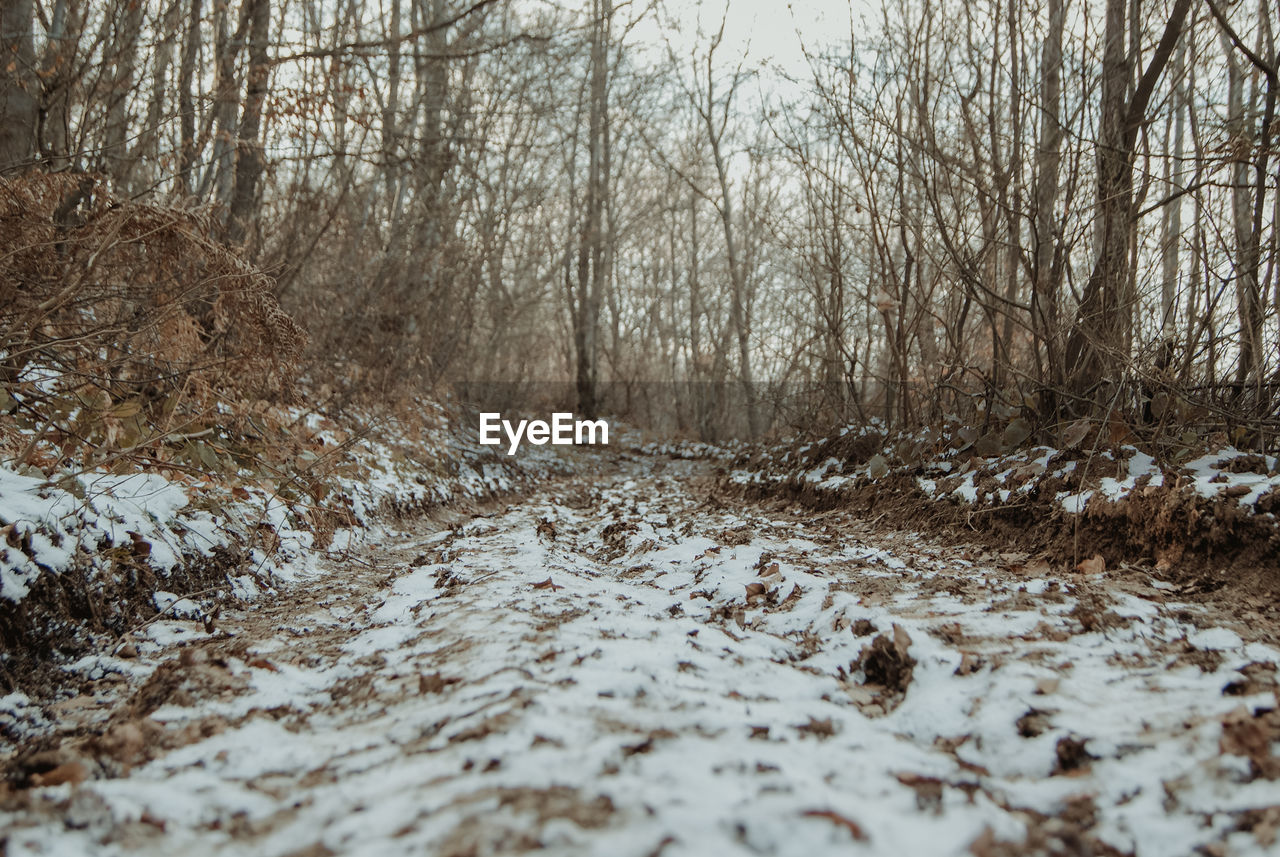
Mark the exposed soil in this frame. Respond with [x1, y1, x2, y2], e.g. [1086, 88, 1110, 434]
[0, 546, 246, 699]
[727, 462, 1280, 611]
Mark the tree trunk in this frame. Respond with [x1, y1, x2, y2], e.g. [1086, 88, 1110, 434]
[201, 0, 247, 205]
[0, 0, 37, 173]
[1032, 0, 1065, 389]
[1159, 41, 1186, 334]
[1063, 0, 1194, 405]
[177, 0, 202, 195]
[227, 0, 270, 246]
[36, 0, 77, 169]
[131, 0, 183, 193]
[103, 0, 144, 186]
[575, 0, 609, 419]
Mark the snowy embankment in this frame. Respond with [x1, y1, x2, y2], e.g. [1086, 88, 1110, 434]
[3, 454, 1279, 856]
[0, 403, 544, 669]
[724, 423, 1280, 574]
[734, 423, 1280, 514]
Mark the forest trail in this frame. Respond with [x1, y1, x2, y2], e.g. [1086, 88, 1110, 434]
[5, 452, 1280, 857]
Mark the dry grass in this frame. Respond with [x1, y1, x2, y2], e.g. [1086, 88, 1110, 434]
[0, 171, 306, 470]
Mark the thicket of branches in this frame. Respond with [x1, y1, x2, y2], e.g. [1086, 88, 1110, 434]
[0, 0, 1276, 448]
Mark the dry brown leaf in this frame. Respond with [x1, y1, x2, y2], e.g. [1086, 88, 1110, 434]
[1061, 419, 1091, 449]
[744, 582, 766, 599]
[1023, 560, 1053, 577]
[801, 809, 867, 841]
[419, 672, 459, 694]
[246, 657, 278, 672]
[127, 530, 152, 557]
[1250, 806, 1280, 848]
[796, 716, 836, 738]
[1076, 554, 1105, 575]
[30, 760, 89, 788]
[532, 577, 562, 591]
[1108, 415, 1134, 445]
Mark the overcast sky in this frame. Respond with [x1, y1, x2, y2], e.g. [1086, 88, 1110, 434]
[629, 0, 866, 77]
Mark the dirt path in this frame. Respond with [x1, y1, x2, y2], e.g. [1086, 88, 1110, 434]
[4, 453, 1280, 856]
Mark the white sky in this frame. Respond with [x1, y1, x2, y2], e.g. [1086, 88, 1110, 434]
[629, 0, 869, 80]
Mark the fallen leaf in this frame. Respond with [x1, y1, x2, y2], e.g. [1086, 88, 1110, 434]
[973, 432, 1003, 457]
[95, 720, 150, 768]
[1248, 806, 1280, 848]
[801, 809, 867, 841]
[1061, 418, 1091, 449]
[127, 531, 151, 557]
[1108, 415, 1134, 445]
[1002, 417, 1032, 449]
[852, 626, 916, 695]
[1053, 735, 1096, 774]
[622, 737, 655, 756]
[1017, 709, 1053, 738]
[532, 577, 562, 591]
[30, 760, 89, 788]
[1076, 554, 1105, 575]
[1022, 560, 1053, 577]
[895, 772, 945, 813]
[796, 716, 836, 738]
[745, 582, 766, 599]
[419, 672, 459, 694]
[867, 454, 889, 480]
[139, 811, 167, 831]
[246, 657, 278, 672]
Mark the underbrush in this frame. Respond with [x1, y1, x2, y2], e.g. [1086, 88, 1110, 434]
[0, 173, 533, 699]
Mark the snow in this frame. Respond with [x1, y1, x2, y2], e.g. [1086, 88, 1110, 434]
[0, 465, 204, 602]
[5, 455, 1280, 856]
[1185, 448, 1280, 506]
[0, 403, 554, 611]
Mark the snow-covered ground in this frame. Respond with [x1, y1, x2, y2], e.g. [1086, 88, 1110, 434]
[0, 404, 530, 609]
[4, 453, 1280, 856]
[728, 421, 1280, 522]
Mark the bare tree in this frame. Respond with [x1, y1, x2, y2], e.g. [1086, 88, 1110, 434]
[0, 0, 37, 172]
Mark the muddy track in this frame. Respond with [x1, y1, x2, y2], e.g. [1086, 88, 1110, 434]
[4, 453, 1280, 856]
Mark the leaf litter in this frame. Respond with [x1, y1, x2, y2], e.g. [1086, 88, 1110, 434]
[3, 454, 1280, 856]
